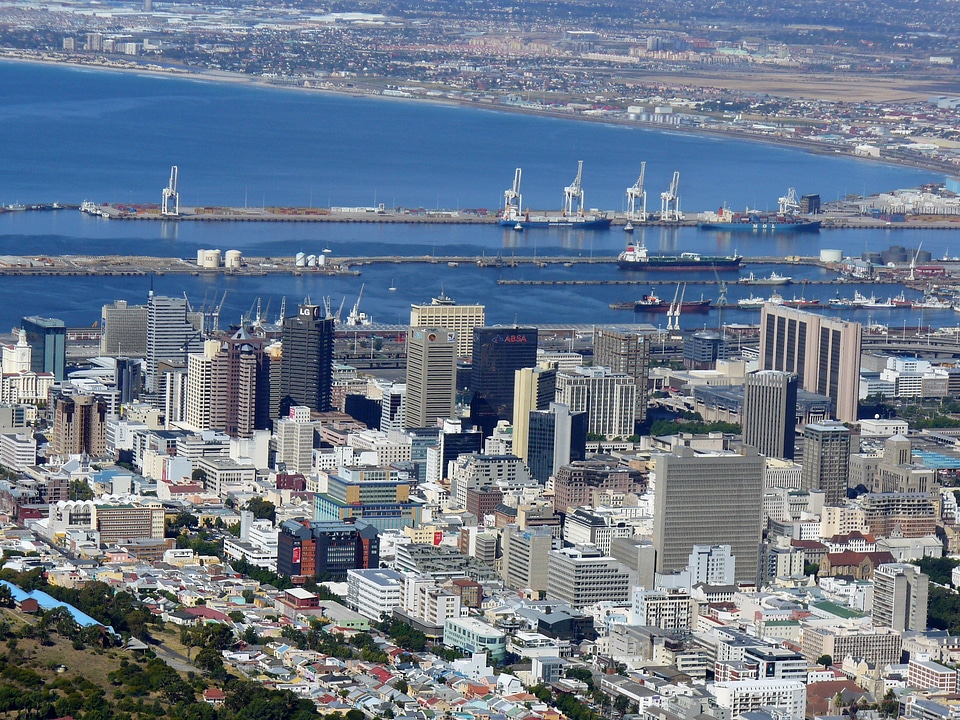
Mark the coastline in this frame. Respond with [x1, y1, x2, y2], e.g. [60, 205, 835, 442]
[1, 49, 957, 181]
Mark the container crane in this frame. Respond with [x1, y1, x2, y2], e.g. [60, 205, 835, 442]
[161, 165, 180, 216]
[563, 161, 585, 217]
[778, 187, 800, 215]
[626, 162, 647, 224]
[503, 168, 522, 220]
[660, 171, 681, 222]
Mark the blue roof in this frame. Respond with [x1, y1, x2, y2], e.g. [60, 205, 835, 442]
[0, 580, 114, 632]
[914, 450, 960, 470]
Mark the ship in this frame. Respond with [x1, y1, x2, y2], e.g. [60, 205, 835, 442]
[610, 290, 711, 312]
[617, 242, 742, 271]
[740, 271, 792, 286]
[697, 188, 821, 233]
[499, 164, 612, 230]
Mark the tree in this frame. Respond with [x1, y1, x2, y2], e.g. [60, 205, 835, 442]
[192, 468, 207, 485]
[817, 654, 833, 668]
[245, 497, 276, 523]
[394, 679, 408, 695]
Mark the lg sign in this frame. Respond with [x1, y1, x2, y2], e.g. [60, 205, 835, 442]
[493, 334, 529, 343]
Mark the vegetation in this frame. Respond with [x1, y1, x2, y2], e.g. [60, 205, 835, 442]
[919, 556, 960, 586]
[245, 498, 276, 523]
[648, 419, 741, 436]
[927, 586, 960, 633]
[817, 654, 833, 668]
[376, 618, 427, 652]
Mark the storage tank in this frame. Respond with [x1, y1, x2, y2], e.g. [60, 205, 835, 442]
[225, 250, 242, 269]
[202, 249, 222, 269]
[295, 252, 306, 267]
[820, 249, 843, 263]
[197, 249, 206, 265]
[317, 253, 327, 266]
[306, 254, 317, 267]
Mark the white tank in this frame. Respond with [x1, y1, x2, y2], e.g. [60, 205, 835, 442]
[197, 249, 206, 265]
[317, 253, 326, 266]
[225, 250, 243, 269]
[820, 249, 843, 263]
[295, 252, 306, 267]
[306, 254, 317, 267]
[201, 249, 221, 268]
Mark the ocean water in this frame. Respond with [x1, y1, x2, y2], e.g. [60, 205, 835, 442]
[0, 60, 954, 331]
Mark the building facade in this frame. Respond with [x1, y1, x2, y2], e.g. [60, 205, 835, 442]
[279, 304, 335, 414]
[743, 370, 798, 460]
[404, 328, 457, 429]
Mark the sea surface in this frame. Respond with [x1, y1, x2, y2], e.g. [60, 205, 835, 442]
[0, 60, 957, 331]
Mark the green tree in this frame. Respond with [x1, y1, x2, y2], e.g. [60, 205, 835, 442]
[245, 497, 277, 523]
[817, 654, 833, 668]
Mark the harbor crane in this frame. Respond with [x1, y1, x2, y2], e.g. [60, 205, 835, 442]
[667, 282, 686, 331]
[778, 187, 800, 215]
[563, 161, 585, 217]
[626, 162, 647, 223]
[910, 241, 923, 281]
[660, 171, 682, 222]
[504, 168, 522, 216]
[161, 165, 180, 216]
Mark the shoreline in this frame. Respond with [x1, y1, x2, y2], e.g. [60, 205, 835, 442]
[2, 51, 957, 182]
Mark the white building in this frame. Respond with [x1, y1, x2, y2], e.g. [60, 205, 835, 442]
[686, 545, 736, 586]
[632, 587, 693, 629]
[555, 366, 636, 439]
[0, 432, 36, 471]
[347, 429, 412, 466]
[347, 568, 405, 621]
[711, 680, 806, 720]
[275, 407, 315, 474]
[451, 454, 535, 510]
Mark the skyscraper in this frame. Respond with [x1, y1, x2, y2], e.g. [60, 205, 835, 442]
[593, 326, 651, 421]
[873, 562, 929, 632]
[410, 294, 485, 358]
[802, 421, 852, 507]
[404, 328, 457, 429]
[280, 304, 335, 414]
[145, 293, 203, 393]
[470, 327, 538, 436]
[53, 395, 108, 457]
[21, 315, 66, 381]
[653, 446, 764, 584]
[100, 300, 148, 357]
[527, 402, 587, 483]
[759, 305, 862, 422]
[512, 365, 557, 461]
[554, 366, 637, 439]
[743, 370, 798, 460]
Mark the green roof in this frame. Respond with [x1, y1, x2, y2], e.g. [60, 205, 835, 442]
[811, 601, 864, 619]
[763, 620, 801, 626]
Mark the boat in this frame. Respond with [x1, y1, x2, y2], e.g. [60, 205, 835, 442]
[618, 242, 742, 271]
[610, 290, 711, 312]
[499, 164, 612, 230]
[912, 296, 953, 310]
[388, 279, 397, 292]
[623, 221, 634, 233]
[782, 297, 820, 308]
[740, 271, 792, 286]
[697, 189, 821, 233]
[830, 291, 895, 309]
[447, 261, 459, 268]
[891, 292, 912, 307]
[738, 292, 784, 308]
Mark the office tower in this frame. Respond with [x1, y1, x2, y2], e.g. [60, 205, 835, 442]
[874, 563, 929, 632]
[470, 327, 538, 436]
[404, 328, 457, 429]
[212, 328, 270, 437]
[21, 315, 66, 381]
[801, 421, 851, 506]
[743, 370, 798, 460]
[186, 340, 219, 431]
[380, 383, 406, 433]
[501, 524, 554, 592]
[686, 544, 736, 586]
[683, 331, 729, 370]
[275, 406, 315, 473]
[314, 465, 421, 531]
[512, 365, 557, 462]
[593, 327, 651, 421]
[280, 304, 334, 414]
[555, 366, 637, 439]
[115, 357, 141, 405]
[159, 361, 187, 426]
[653, 446, 764, 584]
[552, 459, 643, 514]
[410, 294, 485, 358]
[759, 305, 862, 422]
[277, 519, 379, 580]
[427, 418, 483, 483]
[547, 546, 632, 608]
[100, 300, 148, 356]
[145, 293, 203, 393]
[526, 402, 587, 483]
[53, 395, 108, 456]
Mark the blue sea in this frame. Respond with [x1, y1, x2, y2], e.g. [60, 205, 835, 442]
[0, 59, 956, 331]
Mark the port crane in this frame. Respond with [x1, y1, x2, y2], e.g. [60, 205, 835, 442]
[563, 161, 585, 217]
[778, 187, 800, 215]
[503, 168, 522, 219]
[910, 241, 923, 281]
[667, 283, 686, 331]
[626, 162, 647, 223]
[161, 165, 180, 216]
[660, 171, 681, 222]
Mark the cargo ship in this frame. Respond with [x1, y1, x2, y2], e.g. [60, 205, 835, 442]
[697, 207, 821, 233]
[617, 242, 742, 271]
[610, 290, 711, 312]
[740, 271, 792, 286]
[499, 164, 612, 230]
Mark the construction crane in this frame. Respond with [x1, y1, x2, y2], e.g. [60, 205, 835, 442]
[910, 241, 924, 281]
[504, 168, 522, 218]
[660, 171, 681, 222]
[563, 160, 585, 217]
[778, 187, 800, 215]
[161, 165, 180, 216]
[626, 162, 647, 223]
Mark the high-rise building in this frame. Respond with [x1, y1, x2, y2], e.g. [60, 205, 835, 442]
[380, 383, 406, 433]
[500, 524, 554, 592]
[100, 300, 148, 357]
[470, 327, 538, 436]
[512, 365, 557, 461]
[873, 562, 929, 632]
[410, 294, 485, 358]
[404, 328, 457, 429]
[275, 406, 315, 474]
[653, 446, 764, 584]
[426, 418, 482, 483]
[555, 366, 637, 439]
[279, 304, 334, 414]
[546, 545, 632, 608]
[759, 305, 862, 422]
[552, 459, 643, 514]
[593, 327, 651, 421]
[21, 315, 66, 381]
[801, 421, 851, 507]
[145, 293, 203, 393]
[743, 370, 798, 460]
[526, 402, 587, 483]
[186, 340, 219, 431]
[686, 544, 736, 586]
[53, 395, 108, 457]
